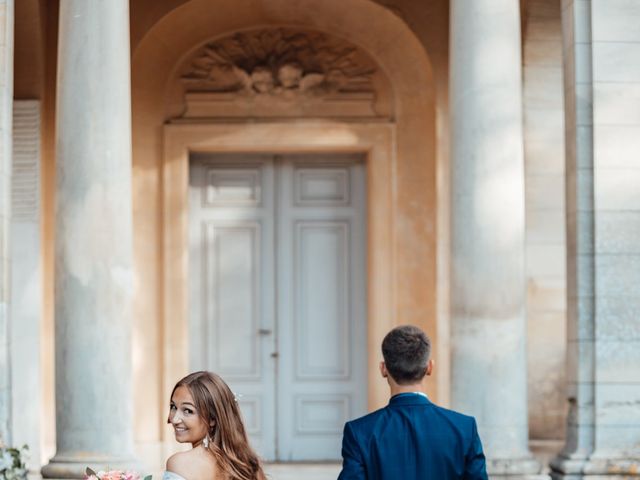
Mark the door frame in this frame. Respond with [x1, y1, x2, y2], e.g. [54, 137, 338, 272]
[161, 121, 395, 441]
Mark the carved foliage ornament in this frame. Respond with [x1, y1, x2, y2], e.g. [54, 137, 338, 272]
[181, 28, 377, 98]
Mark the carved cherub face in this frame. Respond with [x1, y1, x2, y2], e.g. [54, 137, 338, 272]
[278, 63, 304, 89]
[251, 67, 274, 93]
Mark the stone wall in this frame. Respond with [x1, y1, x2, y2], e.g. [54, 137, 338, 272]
[588, 0, 640, 454]
[522, 0, 567, 441]
[549, 1, 640, 475]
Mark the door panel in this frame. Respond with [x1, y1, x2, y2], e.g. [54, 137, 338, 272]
[189, 154, 276, 460]
[295, 221, 351, 378]
[205, 222, 261, 377]
[277, 155, 367, 460]
[189, 153, 367, 461]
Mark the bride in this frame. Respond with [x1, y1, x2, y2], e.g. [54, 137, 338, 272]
[164, 371, 266, 480]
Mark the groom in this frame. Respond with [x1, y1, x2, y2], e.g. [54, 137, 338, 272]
[337, 325, 488, 480]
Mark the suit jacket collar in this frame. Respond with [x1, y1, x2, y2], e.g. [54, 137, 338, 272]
[389, 392, 432, 407]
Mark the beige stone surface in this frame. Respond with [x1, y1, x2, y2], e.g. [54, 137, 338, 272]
[523, 0, 567, 441]
[526, 210, 565, 244]
[525, 141, 565, 174]
[594, 126, 640, 167]
[526, 175, 565, 210]
[526, 245, 566, 278]
[593, 43, 640, 82]
[594, 83, 640, 125]
[528, 276, 566, 312]
[594, 168, 640, 210]
[595, 296, 640, 340]
[591, 0, 640, 41]
[596, 212, 640, 253]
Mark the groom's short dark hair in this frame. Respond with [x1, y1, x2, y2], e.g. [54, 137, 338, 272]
[382, 325, 431, 384]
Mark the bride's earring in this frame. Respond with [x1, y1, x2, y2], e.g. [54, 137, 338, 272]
[203, 434, 210, 449]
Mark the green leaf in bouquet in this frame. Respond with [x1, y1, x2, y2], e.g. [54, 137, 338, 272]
[143, 475, 153, 480]
[86, 467, 98, 477]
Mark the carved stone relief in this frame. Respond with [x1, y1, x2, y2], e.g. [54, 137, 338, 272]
[177, 28, 382, 118]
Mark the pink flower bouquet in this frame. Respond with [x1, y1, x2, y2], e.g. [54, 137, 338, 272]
[85, 468, 151, 480]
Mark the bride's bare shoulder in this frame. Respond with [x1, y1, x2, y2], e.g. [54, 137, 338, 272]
[166, 449, 219, 480]
[166, 450, 192, 475]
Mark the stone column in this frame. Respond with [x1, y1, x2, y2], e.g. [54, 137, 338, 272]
[449, 0, 540, 476]
[0, 0, 14, 445]
[551, 1, 640, 477]
[42, 1, 137, 477]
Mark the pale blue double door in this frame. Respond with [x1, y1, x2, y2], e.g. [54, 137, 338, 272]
[188, 152, 367, 461]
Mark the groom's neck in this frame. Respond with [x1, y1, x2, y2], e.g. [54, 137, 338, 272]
[389, 380, 427, 398]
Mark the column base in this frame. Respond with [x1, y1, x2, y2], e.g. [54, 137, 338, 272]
[550, 452, 640, 479]
[42, 454, 142, 480]
[487, 456, 543, 477]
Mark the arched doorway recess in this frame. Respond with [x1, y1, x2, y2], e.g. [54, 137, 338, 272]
[131, 0, 440, 457]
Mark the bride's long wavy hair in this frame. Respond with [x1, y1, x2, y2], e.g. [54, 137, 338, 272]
[169, 371, 266, 480]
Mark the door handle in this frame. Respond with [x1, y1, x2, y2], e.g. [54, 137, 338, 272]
[258, 328, 272, 336]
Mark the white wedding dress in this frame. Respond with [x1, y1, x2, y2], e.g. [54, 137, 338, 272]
[163, 472, 188, 480]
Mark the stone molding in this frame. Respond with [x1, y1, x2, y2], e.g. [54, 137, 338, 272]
[162, 121, 397, 425]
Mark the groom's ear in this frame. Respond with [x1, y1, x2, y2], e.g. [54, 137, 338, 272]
[379, 361, 388, 378]
[425, 359, 434, 376]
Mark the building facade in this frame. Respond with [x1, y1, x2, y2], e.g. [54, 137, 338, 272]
[0, 0, 639, 478]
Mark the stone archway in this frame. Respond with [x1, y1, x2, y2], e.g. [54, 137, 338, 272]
[131, 0, 439, 446]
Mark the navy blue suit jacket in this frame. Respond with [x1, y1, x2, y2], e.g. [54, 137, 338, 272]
[338, 393, 488, 480]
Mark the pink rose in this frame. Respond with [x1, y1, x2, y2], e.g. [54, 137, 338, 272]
[123, 471, 141, 480]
